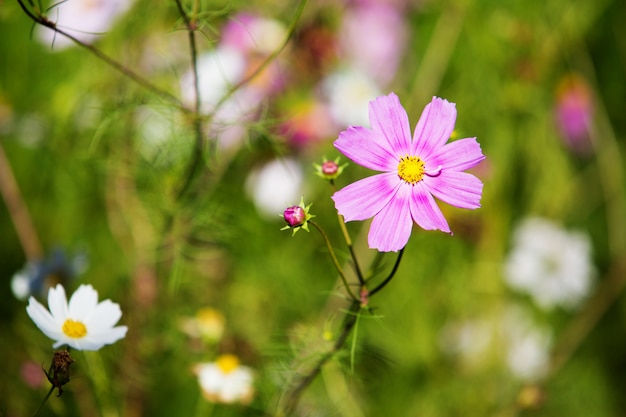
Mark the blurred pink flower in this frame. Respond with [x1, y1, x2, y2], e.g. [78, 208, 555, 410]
[37, 0, 134, 50]
[279, 98, 335, 150]
[339, 1, 407, 86]
[554, 74, 594, 155]
[332, 93, 485, 252]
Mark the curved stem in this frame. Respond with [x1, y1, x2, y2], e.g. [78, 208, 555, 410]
[330, 182, 366, 285]
[369, 248, 404, 297]
[278, 300, 361, 417]
[0, 142, 43, 260]
[336, 213, 366, 285]
[32, 386, 55, 417]
[213, 0, 307, 111]
[310, 221, 359, 302]
[15, 0, 183, 108]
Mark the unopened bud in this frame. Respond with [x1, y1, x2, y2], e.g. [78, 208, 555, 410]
[280, 197, 314, 236]
[283, 205, 306, 228]
[321, 160, 339, 176]
[45, 350, 75, 396]
[314, 157, 346, 181]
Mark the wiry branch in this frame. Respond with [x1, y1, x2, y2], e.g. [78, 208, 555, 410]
[15, 0, 184, 109]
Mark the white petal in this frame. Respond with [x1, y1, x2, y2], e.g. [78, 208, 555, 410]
[27, 297, 65, 342]
[68, 285, 99, 318]
[48, 284, 68, 321]
[85, 299, 123, 330]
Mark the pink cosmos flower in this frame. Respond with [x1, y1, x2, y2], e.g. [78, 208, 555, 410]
[332, 93, 485, 252]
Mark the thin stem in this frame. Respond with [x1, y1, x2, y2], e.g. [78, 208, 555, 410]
[15, 0, 183, 109]
[337, 213, 366, 285]
[330, 181, 365, 285]
[32, 386, 55, 417]
[369, 248, 405, 297]
[310, 221, 359, 302]
[213, 0, 307, 111]
[0, 142, 43, 260]
[173, 0, 207, 199]
[407, 1, 468, 108]
[278, 300, 361, 417]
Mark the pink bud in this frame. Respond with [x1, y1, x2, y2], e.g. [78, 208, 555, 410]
[283, 206, 306, 227]
[321, 160, 339, 176]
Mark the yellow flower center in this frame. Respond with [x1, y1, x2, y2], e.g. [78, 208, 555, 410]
[397, 155, 426, 184]
[62, 319, 87, 338]
[216, 354, 240, 374]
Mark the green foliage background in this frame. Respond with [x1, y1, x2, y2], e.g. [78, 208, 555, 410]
[1, 0, 625, 416]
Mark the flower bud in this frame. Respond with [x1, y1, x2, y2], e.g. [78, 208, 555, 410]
[45, 350, 75, 396]
[280, 197, 314, 236]
[314, 157, 346, 181]
[283, 205, 306, 228]
[321, 160, 339, 176]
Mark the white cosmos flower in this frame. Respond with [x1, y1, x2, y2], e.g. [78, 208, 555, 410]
[194, 354, 254, 404]
[504, 217, 595, 310]
[26, 284, 128, 351]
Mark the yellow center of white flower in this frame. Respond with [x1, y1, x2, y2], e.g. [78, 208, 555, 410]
[62, 319, 87, 338]
[216, 354, 240, 374]
[398, 155, 425, 184]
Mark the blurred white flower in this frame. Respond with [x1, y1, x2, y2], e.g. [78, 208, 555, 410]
[194, 354, 254, 404]
[26, 284, 127, 350]
[134, 105, 190, 164]
[501, 306, 552, 381]
[245, 158, 303, 219]
[37, 0, 134, 50]
[504, 217, 594, 310]
[322, 67, 382, 128]
[180, 307, 225, 343]
[440, 306, 552, 381]
[438, 318, 492, 360]
[180, 48, 247, 113]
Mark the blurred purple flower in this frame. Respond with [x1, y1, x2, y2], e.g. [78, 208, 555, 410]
[554, 74, 594, 156]
[332, 93, 485, 252]
[339, 1, 408, 86]
[11, 248, 88, 301]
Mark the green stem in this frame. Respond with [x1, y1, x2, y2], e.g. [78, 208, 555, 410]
[213, 0, 307, 111]
[369, 249, 405, 296]
[278, 300, 361, 417]
[336, 213, 366, 285]
[310, 221, 359, 302]
[173, 0, 207, 200]
[32, 386, 55, 417]
[330, 181, 365, 285]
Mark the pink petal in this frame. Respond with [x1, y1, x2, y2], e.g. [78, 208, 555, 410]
[425, 171, 483, 209]
[412, 97, 457, 157]
[332, 173, 400, 222]
[334, 126, 397, 171]
[368, 184, 413, 252]
[428, 137, 485, 172]
[368, 92, 412, 156]
[409, 183, 451, 232]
